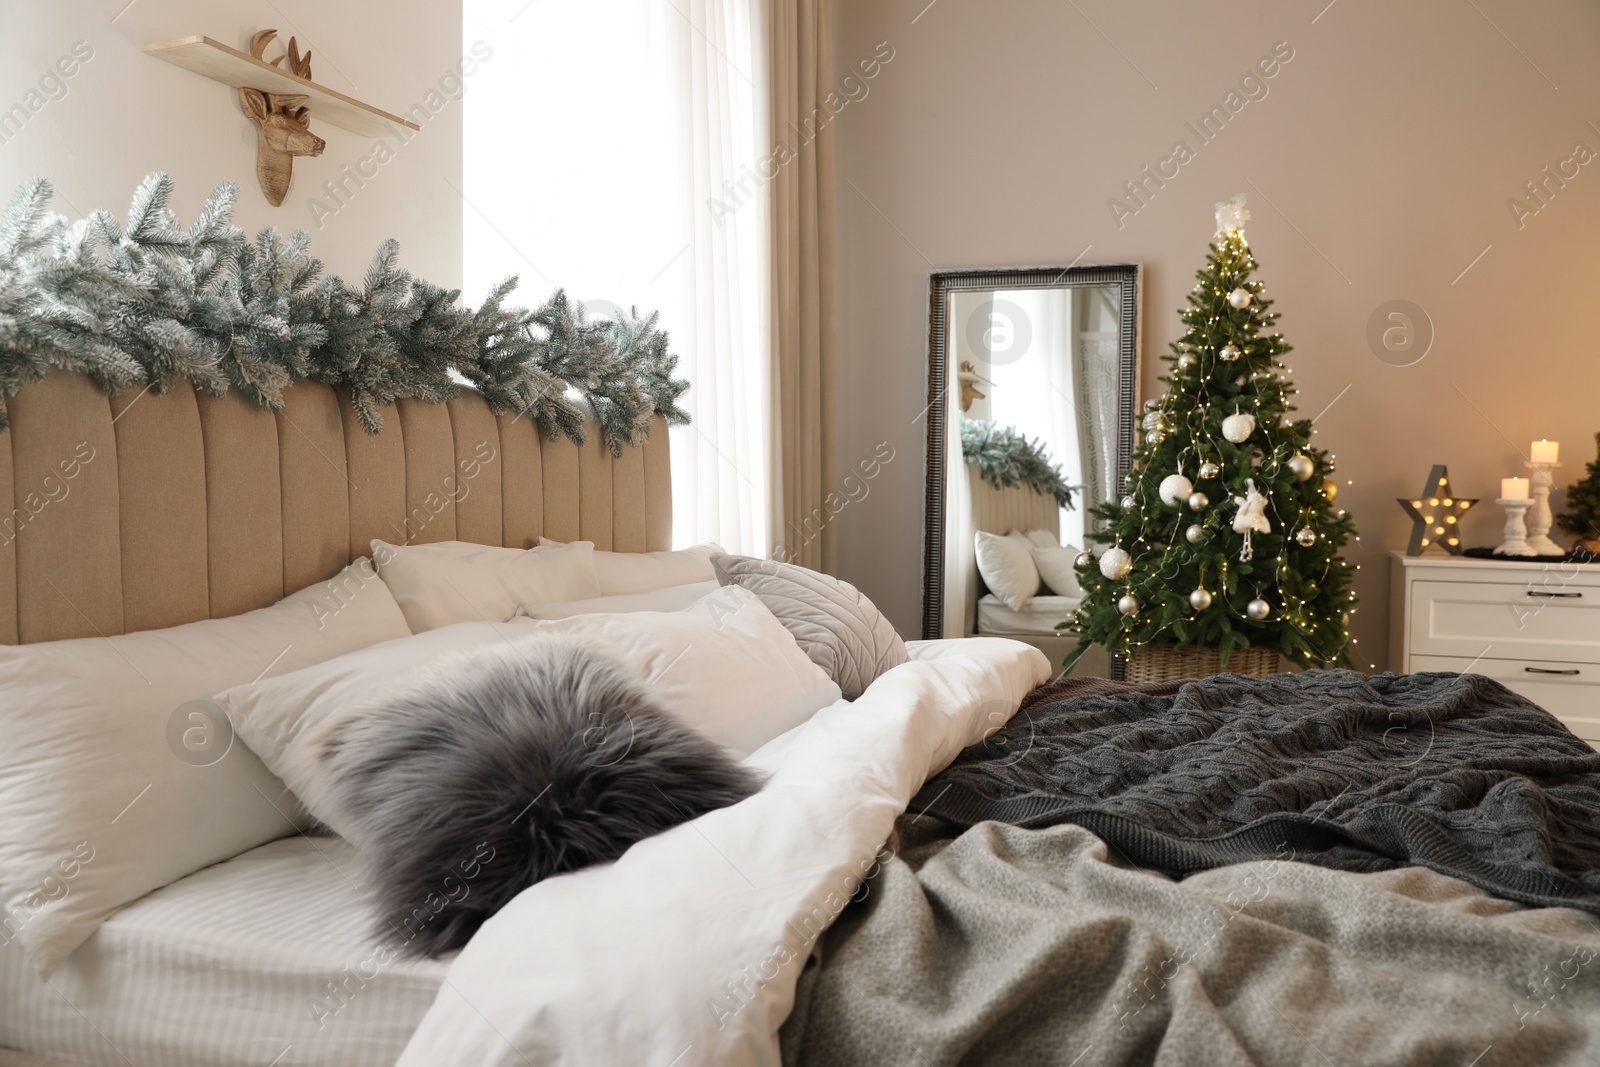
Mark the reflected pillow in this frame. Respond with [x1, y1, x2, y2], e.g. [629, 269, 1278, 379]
[975, 530, 1040, 610]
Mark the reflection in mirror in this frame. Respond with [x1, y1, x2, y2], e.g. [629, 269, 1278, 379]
[923, 266, 1140, 676]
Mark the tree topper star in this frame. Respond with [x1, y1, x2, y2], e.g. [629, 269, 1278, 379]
[1215, 194, 1250, 237]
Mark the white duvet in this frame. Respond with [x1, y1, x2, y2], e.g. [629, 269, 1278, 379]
[396, 637, 1049, 1066]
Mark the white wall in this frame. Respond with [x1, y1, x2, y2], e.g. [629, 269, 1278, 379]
[833, 0, 1600, 668]
[0, 0, 463, 288]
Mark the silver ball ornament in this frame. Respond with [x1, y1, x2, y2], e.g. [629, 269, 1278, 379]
[1075, 550, 1095, 569]
[1287, 452, 1314, 482]
[1187, 491, 1209, 511]
[1146, 429, 1164, 445]
[1198, 461, 1221, 480]
[1176, 353, 1196, 371]
[1219, 343, 1242, 362]
[1143, 399, 1159, 412]
[1295, 528, 1317, 547]
[1117, 594, 1140, 617]
[1189, 587, 1213, 611]
[1185, 524, 1206, 544]
[1246, 598, 1271, 621]
[1227, 288, 1252, 309]
[1121, 494, 1136, 509]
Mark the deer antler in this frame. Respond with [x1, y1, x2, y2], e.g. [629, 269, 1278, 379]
[249, 28, 279, 61]
[284, 36, 313, 80]
[249, 28, 314, 81]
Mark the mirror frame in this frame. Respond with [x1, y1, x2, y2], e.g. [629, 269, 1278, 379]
[921, 264, 1142, 642]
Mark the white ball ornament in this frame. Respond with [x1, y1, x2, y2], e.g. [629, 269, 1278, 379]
[1189, 587, 1213, 610]
[1227, 288, 1252, 309]
[1246, 598, 1271, 621]
[1185, 524, 1206, 544]
[1221, 412, 1256, 443]
[1117, 594, 1140, 617]
[1099, 547, 1133, 580]
[1187, 491, 1210, 511]
[1158, 474, 1194, 507]
[1288, 452, 1315, 482]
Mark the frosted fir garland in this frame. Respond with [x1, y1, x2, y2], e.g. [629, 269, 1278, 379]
[0, 173, 689, 452]
[960, 418, 1077, 509]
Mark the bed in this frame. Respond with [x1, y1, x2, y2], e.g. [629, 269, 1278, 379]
[5, 371, 1600, 1067]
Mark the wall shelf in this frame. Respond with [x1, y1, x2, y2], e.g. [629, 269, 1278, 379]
[143, 35, 420, 140]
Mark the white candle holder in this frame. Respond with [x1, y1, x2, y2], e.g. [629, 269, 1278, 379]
[1525, 461, 1566, 556]
[1494, 498, 1534, 556]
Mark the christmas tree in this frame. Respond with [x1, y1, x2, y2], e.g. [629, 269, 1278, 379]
[1557, 433, 1600, 552]
[1065, 196, 1358, 670]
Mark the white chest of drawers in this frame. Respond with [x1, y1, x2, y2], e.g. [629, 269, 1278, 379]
[1388, 552, 1600, 749]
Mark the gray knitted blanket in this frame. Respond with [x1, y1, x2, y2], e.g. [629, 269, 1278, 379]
[779, 671, 1600, 1066]
[911, 669, 1600, 913]
[780, 819, 1600, 1066]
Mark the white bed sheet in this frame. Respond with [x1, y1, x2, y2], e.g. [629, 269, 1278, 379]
[977, 591, 1079, 635]
[398, 637, 1050, 1066]
[1, 835, 447, 1067]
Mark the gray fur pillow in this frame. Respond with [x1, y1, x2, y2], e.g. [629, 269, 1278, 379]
[710, 554, 908, 700]
[323, 635, 762, 958]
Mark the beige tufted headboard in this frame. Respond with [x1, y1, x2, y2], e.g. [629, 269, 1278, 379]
[0, 371, 673, 645]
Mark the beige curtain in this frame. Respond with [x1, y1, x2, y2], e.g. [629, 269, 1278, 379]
[766, 0, 837, 572]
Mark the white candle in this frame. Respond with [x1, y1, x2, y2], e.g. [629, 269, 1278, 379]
[1531, 440, 1560, 464]
[1502, 477, 1530, 501]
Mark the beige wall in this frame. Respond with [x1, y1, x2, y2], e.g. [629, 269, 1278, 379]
[833, 0, 1600, 668]
[0, 0, 462, 288]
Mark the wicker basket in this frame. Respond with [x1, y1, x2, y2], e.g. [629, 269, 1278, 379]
[1125, 643, 1280, 683]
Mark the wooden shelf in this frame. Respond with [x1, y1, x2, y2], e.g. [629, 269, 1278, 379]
[143, 35, 420, 139]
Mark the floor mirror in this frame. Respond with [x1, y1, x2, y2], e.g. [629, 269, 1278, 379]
[921, 265, 1141, 674]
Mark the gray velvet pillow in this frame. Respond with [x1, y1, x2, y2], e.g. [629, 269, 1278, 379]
[711, 554, 908, 700]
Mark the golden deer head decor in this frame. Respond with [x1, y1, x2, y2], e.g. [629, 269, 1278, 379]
[238, 29, 325, 206]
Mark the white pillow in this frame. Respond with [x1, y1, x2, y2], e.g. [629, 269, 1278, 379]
[975, 530, 1041, 610]
[217, 586, 841, 839]
[1032, 543, 1084, 599]
[0, 560, 411, 976]
[537, 538, 719, 596]
[516, 580, 721, 620]
[371, 539, 599, 631]
[1020, 528, 1059, 549]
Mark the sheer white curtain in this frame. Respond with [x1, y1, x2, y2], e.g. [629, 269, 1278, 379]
[463, 0, 769, 553]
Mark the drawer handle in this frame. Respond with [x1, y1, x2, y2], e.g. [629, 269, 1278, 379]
[1527, 590, 1583, 598]
[1525, 667, 1582, 676]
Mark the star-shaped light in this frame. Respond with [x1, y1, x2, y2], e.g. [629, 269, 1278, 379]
[1215, 194, 1250, 237]
[1398, 465, 1476, 555]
